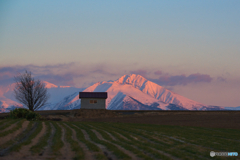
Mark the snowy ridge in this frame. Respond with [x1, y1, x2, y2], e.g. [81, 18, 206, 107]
[52, 92, 80, 110]
[116, 74, 206, 110]
[43, 81, 58, 88]
[0, 74, 226, 112]
[83, 77, 169, 110]
[0, 82, 85, 112]
[0, 84, 23, 112]
[53, 74, 224, 110]
[224, 106, 240, 110]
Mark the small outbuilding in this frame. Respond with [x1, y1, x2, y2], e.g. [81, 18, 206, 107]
[79, 92, 107, 109]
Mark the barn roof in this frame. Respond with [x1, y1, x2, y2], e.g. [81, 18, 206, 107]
[79, 92, 108, 99]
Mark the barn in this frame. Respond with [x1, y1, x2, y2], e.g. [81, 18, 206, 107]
[79, 92, 108, 109]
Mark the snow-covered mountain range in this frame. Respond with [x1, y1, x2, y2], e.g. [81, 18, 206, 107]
[224, 106, 240, 110]
[0, 74, 238, 112]
[0, 81, 84, 112]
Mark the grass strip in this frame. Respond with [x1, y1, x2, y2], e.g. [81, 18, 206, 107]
[51, 121, 64, 155]
[136, 124, 240, 156]
[66, 123, 100, 152]
[144, 132, 210, 159]
[134, 123, 240, 151]
[0, 118, 8, 122]
[92, 122, 199, 160]
[68, 123, 107, 160]
[0, 119, 25, 137]
[0, 119, 12, 127]
[88, 123, 171, 160]
[130, 124, 226, 159]
[88, 124, 154, 160]
[62, 123, 84, 160]
[0, 119, 19, 131]
[115, 123, 208, 159]
[10, 121, 42, 152]
[30, 121, 51, 154]
[76, 123, 131, 160]
[0, 120, 31, 151]
[95, 153, 108, 160]
[0, 121, 34, 156]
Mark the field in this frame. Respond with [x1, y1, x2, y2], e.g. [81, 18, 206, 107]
[0, 111, 239, 160]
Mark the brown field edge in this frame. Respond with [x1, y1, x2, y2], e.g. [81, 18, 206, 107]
[1, 110, 239, 129]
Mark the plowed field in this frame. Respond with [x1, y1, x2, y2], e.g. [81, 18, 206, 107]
[0, 119, 239, 160]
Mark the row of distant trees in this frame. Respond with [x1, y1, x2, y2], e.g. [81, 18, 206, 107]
[14, 71, 49, 111]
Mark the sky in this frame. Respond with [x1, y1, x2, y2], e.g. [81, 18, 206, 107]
[0, 0, 240, 107]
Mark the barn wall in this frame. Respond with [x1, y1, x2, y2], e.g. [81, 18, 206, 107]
[81, 98, 106, 109]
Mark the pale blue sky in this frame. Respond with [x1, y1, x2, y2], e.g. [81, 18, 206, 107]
[0, 0, 240, 106]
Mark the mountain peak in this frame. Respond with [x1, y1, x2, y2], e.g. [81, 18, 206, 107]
[116, 74, 147, 85]
[43, 81, 58, 88]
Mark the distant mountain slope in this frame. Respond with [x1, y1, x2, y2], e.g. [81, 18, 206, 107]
[0, 74, 226, 112]
[53, 74, 225, 110]
[115, 74, 207, 110]
[0, 81, 84, 112]
[224, 106, 240, 110]
[0, 84, 23, 112]
[52, 92, 80, 110]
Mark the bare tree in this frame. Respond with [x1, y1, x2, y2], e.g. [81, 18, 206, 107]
[14, 70, 50, 111]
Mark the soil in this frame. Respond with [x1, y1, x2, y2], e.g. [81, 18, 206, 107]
[113, 132, 130, 141]
[0, 121, 19, 133]
[63, 123, 96, 160]
[1, 110, 237, 130]
[40, 122, 55, 159]
[0, 110, 239, 160]
[0, 120, 14, 130]
[105, 131, 117, 141]
[3, 122, 47, 160]
[58, 123, 75, 160]
[0, 121, 29, 146]
[80, 128, 118, 160]
[76, 111, 240, 130]
[92, 129, 140, 160]
[86, 124, 118, 141]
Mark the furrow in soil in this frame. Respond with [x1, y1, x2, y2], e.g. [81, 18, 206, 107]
[0, 120, 13, 129]
[3, 122, 47, 160]
[113, 131, 130, 141]
[0, 121, 29, 146]
[88, 124, 118, 141]
[58, 123, 75, 160]
[0, 121, 19, 133]
[64, 123, 95, 160]
[92, 129, 140, 160]
[41, 122, 55, 159]
[80, 128, 117, 160]
[0, 122, 38, 157]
